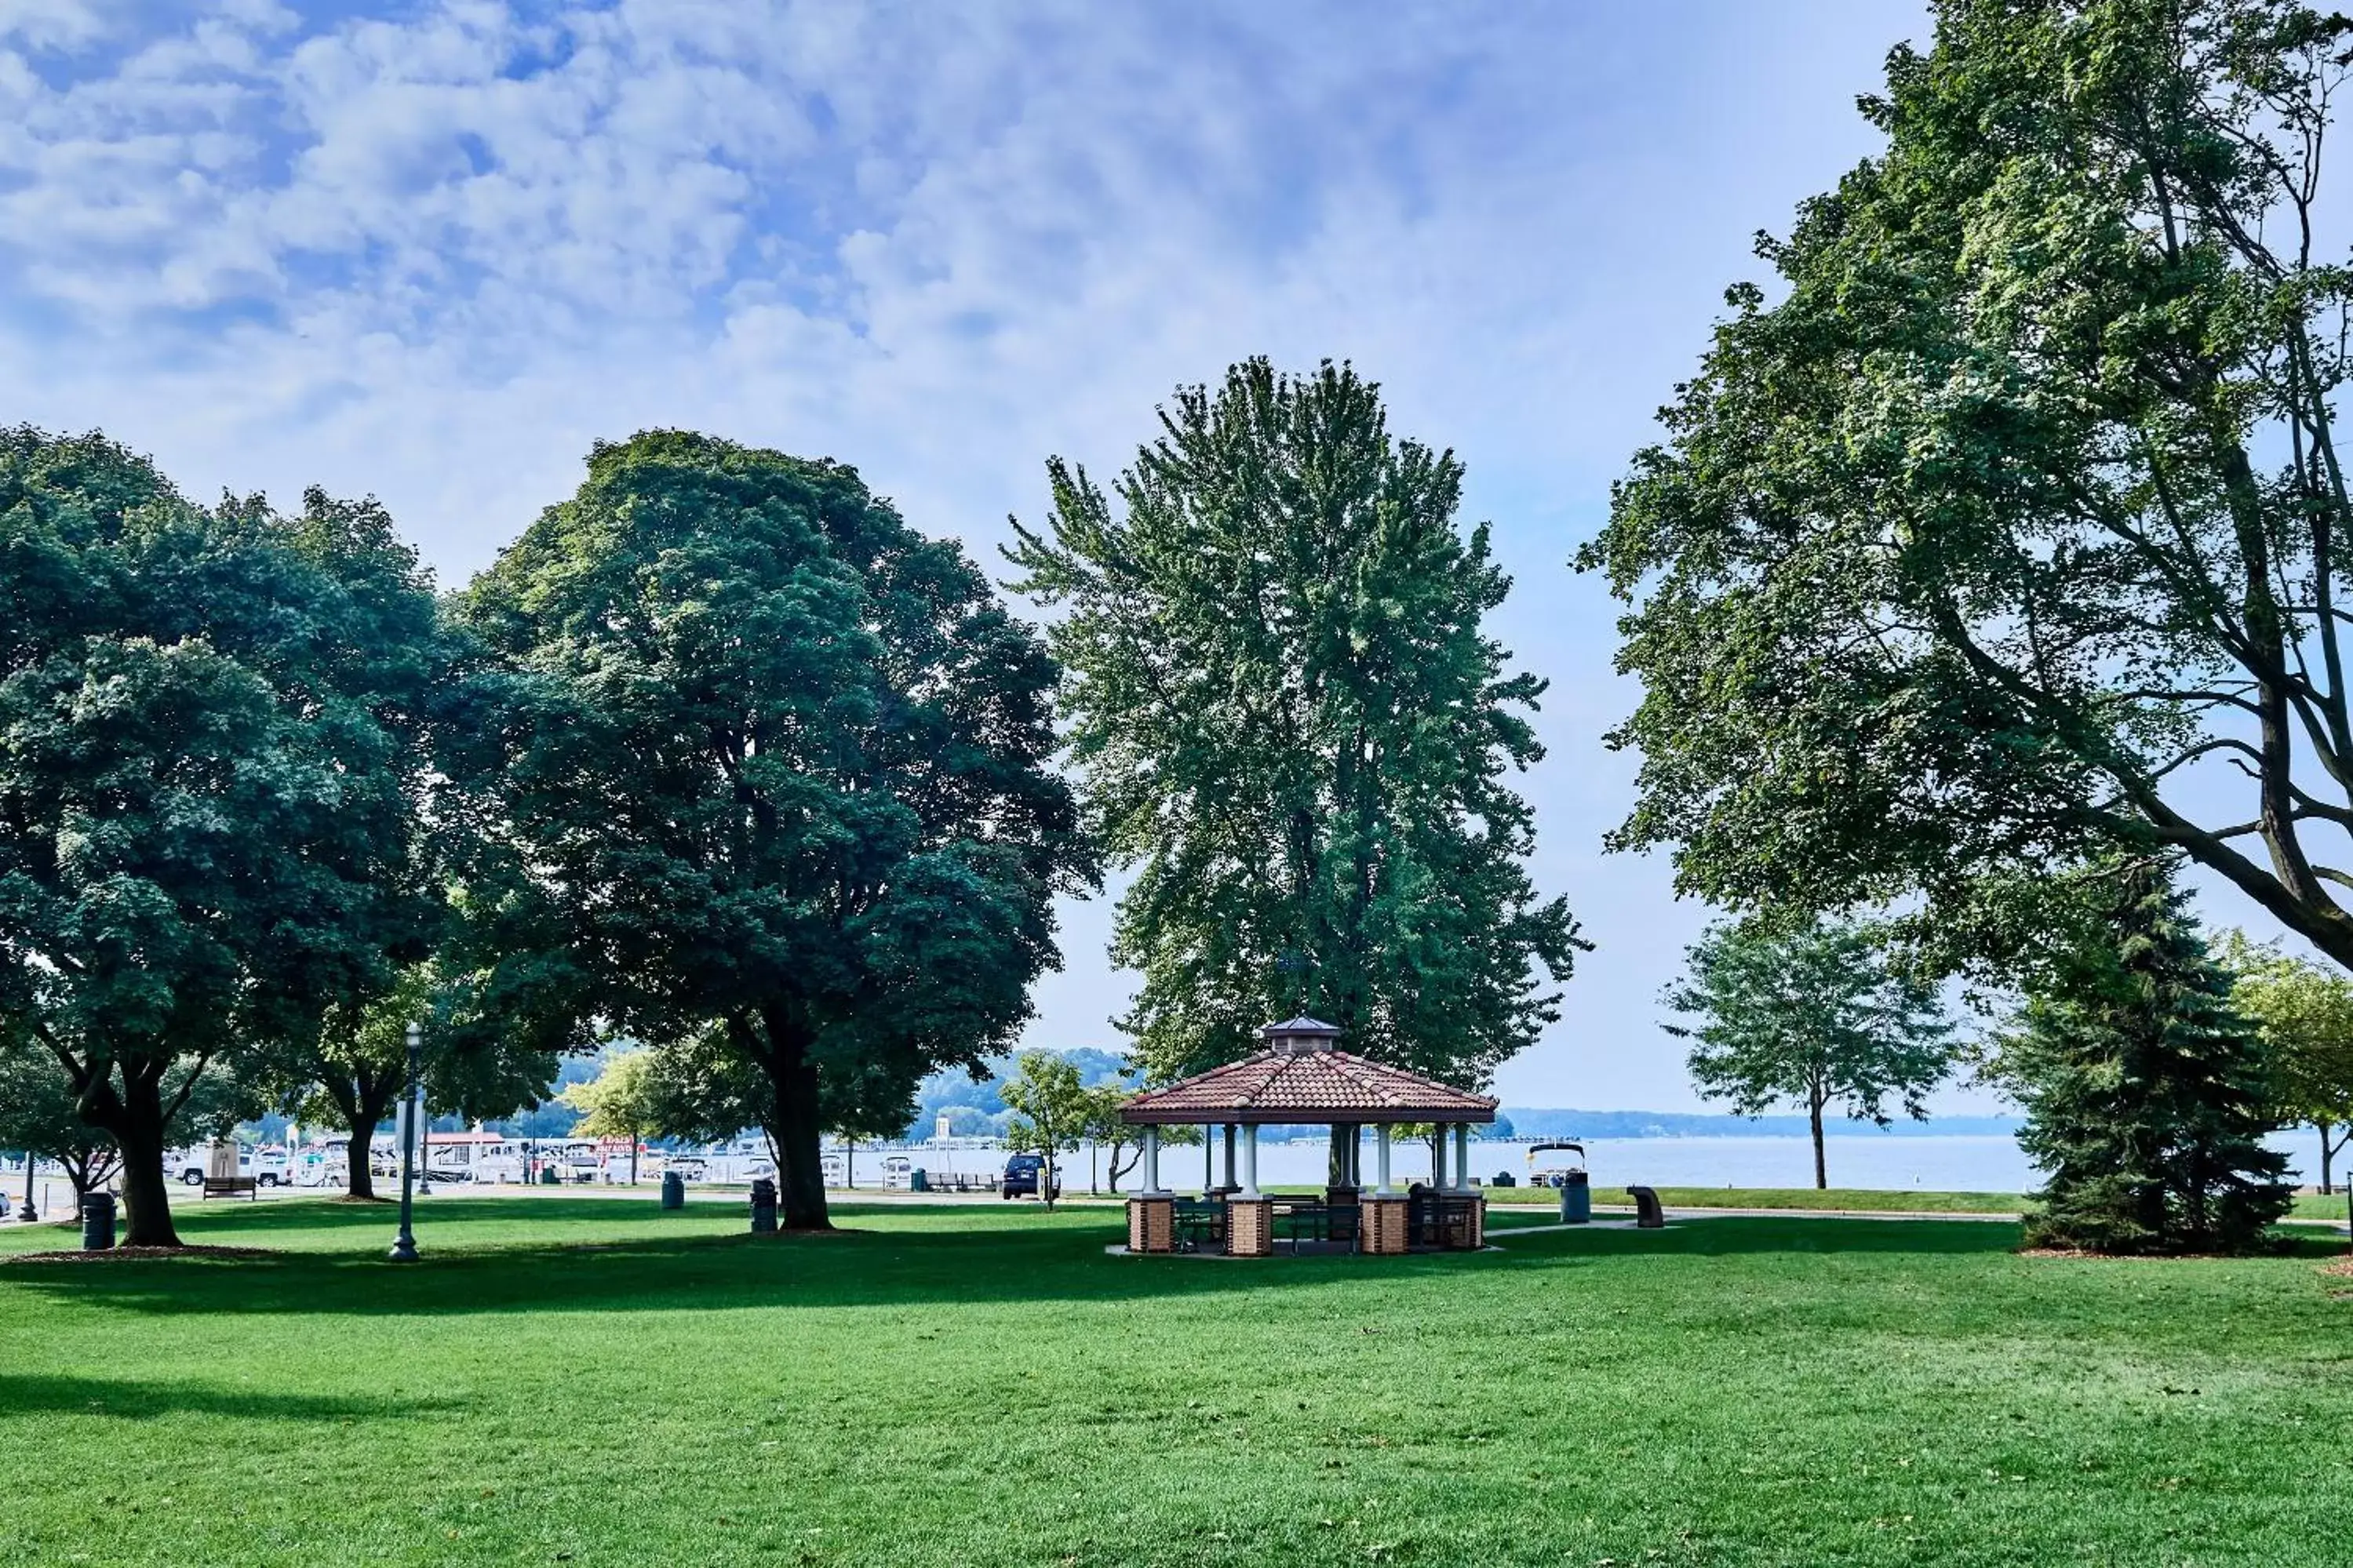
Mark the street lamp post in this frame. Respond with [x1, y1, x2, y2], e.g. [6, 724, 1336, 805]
[18, 1151, 35, 1223]
[416, 1076, 435, 1197]
[388, 1022, 421, 1263]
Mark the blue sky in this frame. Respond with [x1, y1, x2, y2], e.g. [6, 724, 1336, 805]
[0, 0, 1983, 1111]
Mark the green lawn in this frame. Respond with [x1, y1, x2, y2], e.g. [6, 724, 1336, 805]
[2, 1197, 2348, 1567]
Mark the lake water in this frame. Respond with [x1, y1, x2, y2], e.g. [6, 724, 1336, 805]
[904, 1130, 2331, 1195]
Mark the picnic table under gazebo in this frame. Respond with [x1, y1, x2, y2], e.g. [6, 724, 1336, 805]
[1118, 1017, 1498, 1257]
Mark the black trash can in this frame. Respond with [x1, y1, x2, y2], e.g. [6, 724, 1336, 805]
[81, 1192, 116, 1251]
[749, 1177, 778, 1234]
[660, 1170, 685, 1210]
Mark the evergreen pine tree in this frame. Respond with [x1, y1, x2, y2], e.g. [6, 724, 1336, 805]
[2006, 862, 2293, 1256]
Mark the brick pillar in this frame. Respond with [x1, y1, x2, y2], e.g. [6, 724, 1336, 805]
[1360, 1196, 1409, 1255]
[1466, 1195, 1486, 1250]
[1126, 1195, 1175, 1254]
[1226, 1197, 1273, 1257]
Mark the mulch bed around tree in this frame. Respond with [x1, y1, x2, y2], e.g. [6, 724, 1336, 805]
[2320, 1256, 2353, 1279]
[4, 1245, 279, 1263]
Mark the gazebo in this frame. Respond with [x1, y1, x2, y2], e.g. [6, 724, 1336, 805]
[1119, 1017, 1498, 1257]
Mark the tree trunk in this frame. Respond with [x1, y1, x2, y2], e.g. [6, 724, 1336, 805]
[2320, 1120, 2337, 1197]
[1808, 1090, 1827, 1191]
[67, 1055, 183, 1245]
[1328, 1123, 1358, 1189]
[755, 1011, 830, 1230]
[331, 1073, 397, 1202]
[108, 1092, 179, 1247]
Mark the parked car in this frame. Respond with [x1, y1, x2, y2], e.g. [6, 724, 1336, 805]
[1000, 1154, 1062, 1201]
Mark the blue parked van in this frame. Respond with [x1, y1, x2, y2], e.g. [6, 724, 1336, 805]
[1000, 1154, 1062, 1200]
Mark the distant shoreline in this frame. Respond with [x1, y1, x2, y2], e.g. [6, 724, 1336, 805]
[1492, 1110, 2021, 1141]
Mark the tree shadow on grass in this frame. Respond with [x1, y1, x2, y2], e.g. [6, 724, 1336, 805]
[0, 1206, 2046, 1321]
[0, 1372, 456, 1422]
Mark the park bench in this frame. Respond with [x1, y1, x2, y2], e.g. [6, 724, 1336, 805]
[1275, 1197, 1362, 1253]
[1174, 1196, 1226, 1253]
[201, 1176, 258, 1201]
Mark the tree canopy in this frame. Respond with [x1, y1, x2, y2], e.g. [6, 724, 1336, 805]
[1581, 0, 2353, 973]
[999, 1049, 1089, 1209]
[1664, 913, 1956, 1188]
[0, 429, 443, 1244]
[291, 960, 572, 1199]
[1007, 358, 1584, 1085]
[2216, 930, 2353, 1188]
[453, 431, 1091, 1228]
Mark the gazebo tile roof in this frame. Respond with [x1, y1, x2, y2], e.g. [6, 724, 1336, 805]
[1120, 1048, 1497, 1126]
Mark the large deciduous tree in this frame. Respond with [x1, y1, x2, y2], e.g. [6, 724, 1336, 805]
[1582, 1, 2353, 971]
[1999, 862, 2293, 1253]
[453, 431, 1091, 1229]
[0, 431, 439, 1245]
[1663, 914, 1956, 1188]
[1007, 359, 1585, 1084]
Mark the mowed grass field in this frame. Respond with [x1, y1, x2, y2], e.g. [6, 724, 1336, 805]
[1, 1198, 2348, 1568]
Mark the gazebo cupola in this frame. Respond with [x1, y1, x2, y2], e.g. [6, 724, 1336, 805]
[1262, 1016, 1345, 1053]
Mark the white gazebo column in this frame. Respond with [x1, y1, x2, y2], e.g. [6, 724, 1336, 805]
[1125, 1124, 1176, 1253]
[1226, 1123, 1273, 1257]
[1364, 1124, 1407, 1255]
[1454, 1124, 1472, 1191]
[1222, 1124, 1237, 1191]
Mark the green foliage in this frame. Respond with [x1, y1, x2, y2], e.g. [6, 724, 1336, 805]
[1000, 1050, 1091, 1207]
[0, 430, 444, 1243]
[290, 961, 570, 1199]
[0, 1038, 118, 1198]
[1664, 914, 1956, 1188]
[557, 1050, 661, 1182]
[453, 431, 1091, 1226]
[1007, 358, 1585, 1084]
[2002, 864, 2294, 1253]
[2215, 930, 2353, 1186]
[1581, 0, 2353, 974]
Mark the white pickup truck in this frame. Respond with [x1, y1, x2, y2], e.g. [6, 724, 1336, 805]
[169, 1146, 291, 1187]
